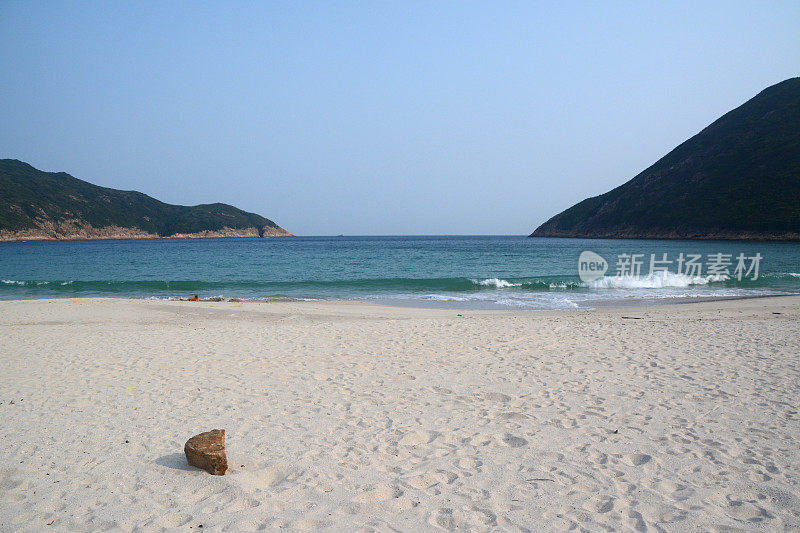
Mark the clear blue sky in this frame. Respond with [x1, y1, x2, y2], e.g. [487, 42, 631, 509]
[1, 1, 798, 235]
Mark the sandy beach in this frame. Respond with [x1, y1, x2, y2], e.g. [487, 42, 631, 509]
[1, 296, 799, 532]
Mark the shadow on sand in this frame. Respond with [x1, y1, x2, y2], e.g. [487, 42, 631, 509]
[156, 452, 197, 472]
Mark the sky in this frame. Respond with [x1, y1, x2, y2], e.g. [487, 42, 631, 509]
[1, 2, 799, 235]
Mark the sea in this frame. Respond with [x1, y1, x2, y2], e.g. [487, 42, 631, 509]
[1, 236, 799, 309]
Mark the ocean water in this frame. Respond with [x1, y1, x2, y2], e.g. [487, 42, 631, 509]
[1, 236, 799, 309]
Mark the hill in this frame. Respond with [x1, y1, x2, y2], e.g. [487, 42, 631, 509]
[530, 77, 800, 240]
[0, 159, 292, 241]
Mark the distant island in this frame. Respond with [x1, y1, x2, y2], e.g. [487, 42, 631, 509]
[0, 159, 293, 242]
[531, 77, 800, 241]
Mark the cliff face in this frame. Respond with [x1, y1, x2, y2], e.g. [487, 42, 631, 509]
[531, 77, 800, 241]
[0, 160, 293, 242]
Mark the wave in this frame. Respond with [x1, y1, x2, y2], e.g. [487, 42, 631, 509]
[2, 271, 799, 299]
[585, 271, 729, 289]
[470, 278, 585, 290]
[0, 277, 576, 294]
[474, 278, 521, 288]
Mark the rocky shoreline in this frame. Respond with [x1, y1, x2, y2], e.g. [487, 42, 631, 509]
[0, 222, 293, 242]
[530, 227, 800, 241]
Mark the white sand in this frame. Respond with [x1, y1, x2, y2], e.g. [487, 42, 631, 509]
[1, 297, 799, 532]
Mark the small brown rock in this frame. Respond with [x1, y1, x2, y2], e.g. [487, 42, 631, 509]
[184, 429, 228, 475]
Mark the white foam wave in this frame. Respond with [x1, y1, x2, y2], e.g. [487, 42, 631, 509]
[548, 282, 578, 289]
[1, 280, 74, 286]
[585, 271, 729, 289]
[421, 294, 468, 301]
[473, 278, 521, 288]
[493, 296, 582, 309]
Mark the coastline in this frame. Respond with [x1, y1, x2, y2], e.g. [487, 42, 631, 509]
[2, 292, 799, 313]
[1, 292, 798, 312]
[529, 230, 800, 242]
[0, 225, 294, 242]
[370, 290, 800, 310]
[2, 291, 797, 311]
[2, 295, 799, 530]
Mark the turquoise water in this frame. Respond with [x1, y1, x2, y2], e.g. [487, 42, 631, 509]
[1, 236, 799, 309]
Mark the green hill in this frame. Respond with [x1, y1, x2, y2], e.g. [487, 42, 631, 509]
[0, 159, 292, 241]
[531, 77, 800, 240]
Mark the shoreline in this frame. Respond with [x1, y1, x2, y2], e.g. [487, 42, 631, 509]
[1, 290, 798, 311]
[2, 293, 800, 322]
[0, 231, 294, 243]
[371, 290, 800, 310]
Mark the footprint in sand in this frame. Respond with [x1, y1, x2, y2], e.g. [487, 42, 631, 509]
[498, 411, 528, 421]
[748, 470, 771, 482]
[484, 392, 512, 402]
[353, 484, 403, 503]
[623, 453, 651, 466]
[589, 452, 608, 465]
[496, 433, 528, 447]
[582, 495, 615, 513]
[725, 501, 767, 521]
[651, 480, 694, 501]
[399, 430, 438, 447]
[405, 470, 458, 490]
[466, 507, 497, 526]
[456, 457, 483, 470]
[428, 507, 498, 530]
[467, 433, 493, 446]
[621, 508, 648, 532]
[156, 512, 193, 528]
[430, 508, 455, 529]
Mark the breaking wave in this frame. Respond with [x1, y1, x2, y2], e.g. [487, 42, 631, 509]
[474, 278, 521, 288]
[2, 272, 798, 307]
[585, 271, 729, 289]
